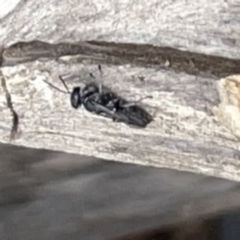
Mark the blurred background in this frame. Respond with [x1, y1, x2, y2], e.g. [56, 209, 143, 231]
[1, 143, 240, 240]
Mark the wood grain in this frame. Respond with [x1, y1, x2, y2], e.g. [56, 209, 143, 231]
[1, 0, 240, 59]
[0, 57, 240, 181]
[2, 0, 240, 238]
[1, 0, 240, 181]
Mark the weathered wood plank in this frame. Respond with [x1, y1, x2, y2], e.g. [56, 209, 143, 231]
[0, 58, 240, 181]
[1, 0, 240, 58]
[1, 143, 240, 240]
[2, 1, 240, 239]
[1, 0, 240, 182]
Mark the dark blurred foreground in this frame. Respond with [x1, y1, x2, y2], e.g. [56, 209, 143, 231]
[116, 210, 240, 240]
[1, 143, 240, 240]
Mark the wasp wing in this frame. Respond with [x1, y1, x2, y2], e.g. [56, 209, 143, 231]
[88, 100, 152, 128]
[119, 105, 153, 127]
[89, 101, 131, 123]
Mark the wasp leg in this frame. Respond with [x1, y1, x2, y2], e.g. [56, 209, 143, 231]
[97, 64, 103, 97]
[122, 102, 135, 108]
[122, 95, 152, 108]
[93, 85, 103, 102]
[98, 84, 103, 94]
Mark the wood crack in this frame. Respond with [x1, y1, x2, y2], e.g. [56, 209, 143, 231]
[2, 40, 240, 78]
[0, 70, 19, 140]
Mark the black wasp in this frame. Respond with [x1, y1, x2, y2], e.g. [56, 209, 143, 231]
[44, 67, 153, 128]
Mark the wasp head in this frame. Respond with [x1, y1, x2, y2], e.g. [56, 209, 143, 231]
[71, 87, 82, 109]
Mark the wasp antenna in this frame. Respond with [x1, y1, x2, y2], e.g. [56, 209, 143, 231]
[59, 75, 71, 93]
[42, 79, 69, 94]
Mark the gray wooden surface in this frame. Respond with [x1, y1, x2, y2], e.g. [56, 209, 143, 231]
[1, 58, 240, 181]
[2, 1, 240, 239]
[1, 0, 240, 59]
[1, 143, 240, 240]
[1, 0, 240, 181]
